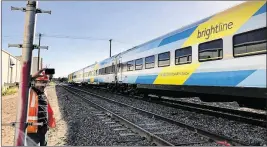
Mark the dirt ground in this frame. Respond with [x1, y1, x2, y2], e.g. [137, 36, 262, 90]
[1, 93, 17, 146]
[1, 85, 67, 146]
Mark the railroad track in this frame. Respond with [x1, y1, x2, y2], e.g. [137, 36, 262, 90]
[61, 85, 174, 146]
[77, 85, 266, 128]
[61, 84, 248, 146]
[143, 96, 267, 128]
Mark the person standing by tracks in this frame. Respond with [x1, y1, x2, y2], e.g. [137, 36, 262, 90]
[26, 69, 56, 146]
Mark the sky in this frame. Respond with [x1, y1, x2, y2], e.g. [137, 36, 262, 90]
[2, 1, 243, 78]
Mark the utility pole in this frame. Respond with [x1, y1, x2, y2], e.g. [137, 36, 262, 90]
[37, 33, 42, 70]
[109, 39, 112, 57]
[8, 1, 50, 146]
[37, 33, 48, 71]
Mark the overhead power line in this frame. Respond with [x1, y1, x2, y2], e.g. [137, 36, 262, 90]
[41, 34, 133, 45]
[3, 34, 134, 46]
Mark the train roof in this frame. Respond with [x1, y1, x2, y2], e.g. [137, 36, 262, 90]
[118, 2, 249, 56]
[97, 2, 247, 59]
[70, 1, 267, 74]
[69, 62, 97, 75]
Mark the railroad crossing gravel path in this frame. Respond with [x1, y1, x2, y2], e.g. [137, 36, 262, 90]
[75, 86, 267, 146]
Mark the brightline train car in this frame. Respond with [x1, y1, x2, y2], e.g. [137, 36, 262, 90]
[69, 1, 267, 109]
[83, 63, 98, 85]
[96, 55, 118, 85]
[72, 69, 84, 84]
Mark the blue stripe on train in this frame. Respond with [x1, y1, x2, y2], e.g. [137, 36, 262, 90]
[184, 70, 256, 86]
[135, 75, 158, 84]
[253, 3, 266, 16]
[123, 76, 138, 84]
[158, 26, 197, 47]
[237, 69, 266, 87]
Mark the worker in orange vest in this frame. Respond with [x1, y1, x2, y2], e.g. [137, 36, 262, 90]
[26, 69, 56, 146]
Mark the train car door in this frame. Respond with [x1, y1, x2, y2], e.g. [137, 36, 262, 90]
[118, 56, 123, 83]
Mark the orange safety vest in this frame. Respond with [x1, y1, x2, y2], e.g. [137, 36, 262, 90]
[27, 88, 39, 133]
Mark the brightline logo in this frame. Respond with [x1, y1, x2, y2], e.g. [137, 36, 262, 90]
[197, 22, 233, 40]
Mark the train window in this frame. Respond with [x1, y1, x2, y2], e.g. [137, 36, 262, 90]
[135, 58, 143, 70]
[127, 60, 134, 71]
[108, 66, 112, 74]
[175, 46, 192, 65]
[199, 39, 223, 62]
[100, 68, 104, 75]
[112, 64, 115, 73]
[145, 55, 155, 69]
[233, 27, 267, 57]
[122, 63, 127, 72]
[108, 67, 111, 74]
[158, 52, 170, 67]
[117, 63, 121, 72]
[108, 67, 110, 74]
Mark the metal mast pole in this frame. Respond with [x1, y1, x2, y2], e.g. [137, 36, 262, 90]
[109, 39, 112, 57]
[8, 1, 51, 146]
[37, 33, 42, 70]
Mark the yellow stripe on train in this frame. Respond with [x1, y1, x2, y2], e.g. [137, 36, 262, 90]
[182, 1, 266, 47]
[153, 63, 200, 85]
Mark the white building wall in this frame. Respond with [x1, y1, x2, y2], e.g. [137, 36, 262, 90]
[2, 49, 43, 92]
[1, 50, 21, 91]
[2, 51, 10, 89]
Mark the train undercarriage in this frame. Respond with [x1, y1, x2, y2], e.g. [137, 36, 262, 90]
[69, 82, 267, 110]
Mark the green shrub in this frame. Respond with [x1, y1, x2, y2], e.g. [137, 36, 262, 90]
[2, 86, 18, 96]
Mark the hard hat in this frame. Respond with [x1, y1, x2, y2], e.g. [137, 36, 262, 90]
[36, 75, 49, 81]
[36, 72, 49, 81]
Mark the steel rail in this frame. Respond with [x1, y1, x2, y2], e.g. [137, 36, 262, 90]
[146, 97, 267, 128]
[61, 85, 174, 146]
[77, 85, 267, 128]
[64, 85, 248, 146]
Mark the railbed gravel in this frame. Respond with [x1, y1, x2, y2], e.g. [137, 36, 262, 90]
[56, 86, 152, 146]
[162, 96, 266, 114]
[74, 85, 267, 146]
[69, 88, 214, 145]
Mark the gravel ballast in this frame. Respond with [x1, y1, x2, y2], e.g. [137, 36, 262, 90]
[65, 86, 210, 146]
[74, 85, 267, 146]
[56, 86, 152, 146]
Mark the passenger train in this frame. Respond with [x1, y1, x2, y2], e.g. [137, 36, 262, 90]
[68, 1, 267, 109]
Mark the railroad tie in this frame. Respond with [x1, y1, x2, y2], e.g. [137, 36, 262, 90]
[97, 116, 107, 119]
[119, 133, 137, 137]
[138, 123, 162, 126]
[110, 124, 123, 128]
[95, 113, 106, 116]
[105, 121, 116, 124]
[153, 130, 181, 135]
[123, 113, 138, 115]
[113, 127, 128, 131]
[101, 119, 112, 122]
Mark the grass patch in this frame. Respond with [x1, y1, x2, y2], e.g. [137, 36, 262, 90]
[2, 86, 18, 96]
[49, 81, 56, 86]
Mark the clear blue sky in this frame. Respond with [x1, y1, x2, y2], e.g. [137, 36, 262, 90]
[2, 1, 243, 78]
